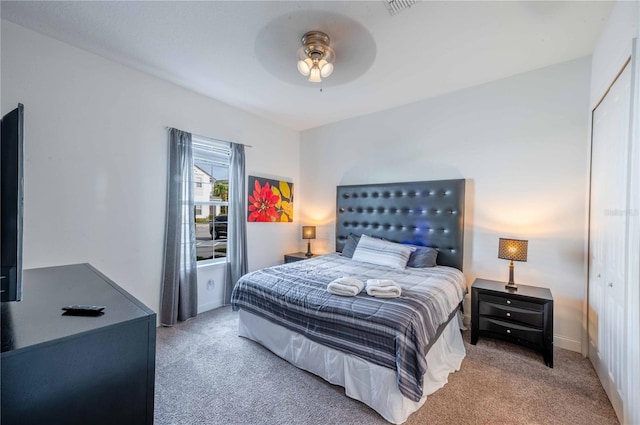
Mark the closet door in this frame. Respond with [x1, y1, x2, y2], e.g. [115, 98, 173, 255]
[588, 61, 631, 420]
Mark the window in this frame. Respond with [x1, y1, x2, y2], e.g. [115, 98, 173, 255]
[192, 136, 231, 262]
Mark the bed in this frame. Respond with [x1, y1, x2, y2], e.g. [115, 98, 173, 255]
[231, 179, 466, 424]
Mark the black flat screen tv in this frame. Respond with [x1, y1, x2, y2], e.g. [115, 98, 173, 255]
[1, 104, 24, 302]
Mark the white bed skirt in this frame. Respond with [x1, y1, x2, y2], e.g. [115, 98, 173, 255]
[237, 309, 465, 424]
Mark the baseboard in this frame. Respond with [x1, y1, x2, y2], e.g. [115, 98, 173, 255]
[554, 335, 581, 353]
[198, 299, 224, 314]
[463, 313, 471, 329]
[463, 313, 582, 353]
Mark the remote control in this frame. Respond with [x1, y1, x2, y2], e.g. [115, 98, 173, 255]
[62, 305, 106, 316]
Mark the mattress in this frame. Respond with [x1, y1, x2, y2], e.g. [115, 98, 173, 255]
[231, 253, 467, 403]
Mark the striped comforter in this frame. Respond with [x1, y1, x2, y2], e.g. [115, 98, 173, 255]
[230, 254, 466, 402]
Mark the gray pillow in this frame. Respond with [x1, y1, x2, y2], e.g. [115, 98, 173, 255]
[407, 245, 438, 268]
[341, 233, 361, 258]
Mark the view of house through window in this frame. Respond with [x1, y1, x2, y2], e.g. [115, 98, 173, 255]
[193, 136, 230, 262]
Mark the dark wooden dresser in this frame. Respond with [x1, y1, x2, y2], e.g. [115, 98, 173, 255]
[471, 278, 554, 367]
[1, 263, 156, 425]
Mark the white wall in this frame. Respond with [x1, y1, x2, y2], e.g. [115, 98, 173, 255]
[300, 57, 591, 352]
[197, 262, 227, 314]
[1, 21, 300, 316]
[590, 1, 638, 107]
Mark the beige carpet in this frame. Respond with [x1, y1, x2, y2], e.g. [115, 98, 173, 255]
[419, 330, 618, 425]
[155, 307, 618, 425]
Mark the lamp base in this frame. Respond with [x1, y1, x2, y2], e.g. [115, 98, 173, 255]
[505, 260, 517, 290]
[305, 240, 313, 257]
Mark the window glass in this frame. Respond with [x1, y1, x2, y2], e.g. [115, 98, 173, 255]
[192, 137, 230, 262]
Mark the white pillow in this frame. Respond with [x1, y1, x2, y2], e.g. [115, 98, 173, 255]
[352, 234, 415, 269]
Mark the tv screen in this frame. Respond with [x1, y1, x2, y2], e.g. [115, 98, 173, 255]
[1, 104, 24, 302]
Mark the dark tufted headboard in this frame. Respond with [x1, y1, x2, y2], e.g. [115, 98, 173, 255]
[336, 179, 465, 271]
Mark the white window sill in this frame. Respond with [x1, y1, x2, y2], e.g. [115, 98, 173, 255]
[197, 258, 227, 269]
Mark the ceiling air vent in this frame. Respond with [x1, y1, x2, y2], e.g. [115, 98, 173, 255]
[384, 0, 416, 15]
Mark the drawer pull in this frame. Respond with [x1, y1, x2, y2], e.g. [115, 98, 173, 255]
[506, 312, 511, 317]
[506, 329, 511, 334]
[506, 300, 511, 304]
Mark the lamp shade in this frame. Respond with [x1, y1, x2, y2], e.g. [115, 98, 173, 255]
[297, 58, 311, 76]
[498, 238, 528, 262]
[320, 62, 334, 78]
[308, 67, 321, 83]
[302, 226, 316, 240]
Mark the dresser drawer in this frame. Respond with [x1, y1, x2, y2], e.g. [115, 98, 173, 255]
[479, 301, 544, 328]
[478, 293, 543, 312]
[478, 317, 543, 346]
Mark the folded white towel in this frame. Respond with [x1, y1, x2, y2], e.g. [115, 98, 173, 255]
[366, 285, 402, 298]
[366, 279, 402, 298]
[366, 279, 397, 287]
[327, 277, 364, 297]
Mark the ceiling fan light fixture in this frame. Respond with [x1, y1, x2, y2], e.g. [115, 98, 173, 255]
[297, 31, 335, 83]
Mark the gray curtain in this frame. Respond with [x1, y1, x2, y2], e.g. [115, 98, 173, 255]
[160, 128, 198, 326]
[225, 142, 248, 304]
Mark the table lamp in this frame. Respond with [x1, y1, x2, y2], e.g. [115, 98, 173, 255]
[302, 226, 316, 257]
[498, 238, 528, 290]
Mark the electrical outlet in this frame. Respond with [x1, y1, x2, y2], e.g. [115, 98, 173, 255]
[207, 279, 215, 290]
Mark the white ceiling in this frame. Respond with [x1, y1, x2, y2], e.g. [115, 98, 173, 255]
[1, 1, 613, 131]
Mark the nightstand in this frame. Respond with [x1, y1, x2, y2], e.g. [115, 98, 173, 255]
[471, 278, 554, 367]
[284, 252, 314, 263]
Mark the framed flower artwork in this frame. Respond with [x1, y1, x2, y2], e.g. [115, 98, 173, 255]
[247, 176, 294, 222]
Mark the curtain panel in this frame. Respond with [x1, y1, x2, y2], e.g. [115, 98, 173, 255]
[160, 128, 198, 326]
[225, 142, 248, 304]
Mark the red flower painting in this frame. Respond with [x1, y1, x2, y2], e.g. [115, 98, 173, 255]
[248, 179, 280, 222]
[247, 176, 294, 222]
